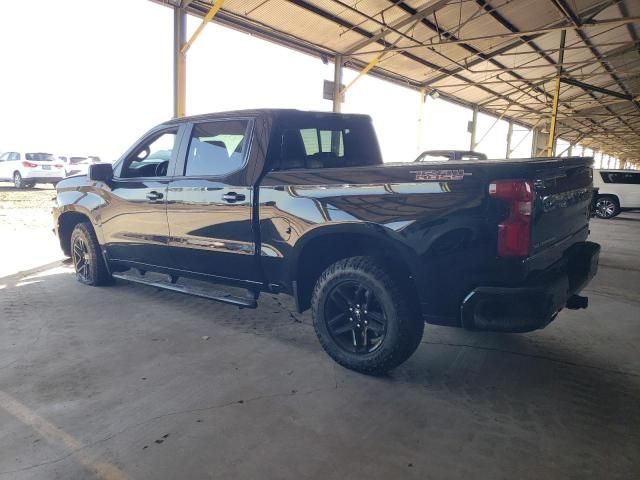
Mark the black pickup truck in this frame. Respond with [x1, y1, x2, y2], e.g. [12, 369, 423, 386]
[53, 109, 600, 374]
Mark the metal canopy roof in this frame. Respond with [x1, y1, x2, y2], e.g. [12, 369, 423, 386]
[153, 0, 640, 161]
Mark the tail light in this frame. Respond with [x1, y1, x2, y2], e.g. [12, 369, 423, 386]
[22, 161, 38, 168]
[489, 179, 533, 257]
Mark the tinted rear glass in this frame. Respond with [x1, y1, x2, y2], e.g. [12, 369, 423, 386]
[26, 153, 55, 161]
[273, 116, 381, 170]
[600, 172, 640, 184]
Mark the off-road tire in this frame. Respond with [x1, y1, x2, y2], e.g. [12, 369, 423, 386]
[311, 256, 424, 375]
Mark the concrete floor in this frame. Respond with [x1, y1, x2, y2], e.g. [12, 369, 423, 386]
[1, 211, 639, 479]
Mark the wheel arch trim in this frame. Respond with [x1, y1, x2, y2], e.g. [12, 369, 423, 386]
[288, 224, 424, 313]
[290, 224, 419, 279]
[56, 207, 104, 255]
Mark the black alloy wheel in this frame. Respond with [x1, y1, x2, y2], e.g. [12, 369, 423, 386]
[69, 222, 112, 286]
[324, 281, 387, 354]
[311, 256, 424, 375]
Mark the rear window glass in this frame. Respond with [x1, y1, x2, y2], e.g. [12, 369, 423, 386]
[417, 154, 449, 162]
[275, 118, 381, 170]
[26, 153, 55, 161]
[70, 156, 88, 165]
[299, 128, 345, 157]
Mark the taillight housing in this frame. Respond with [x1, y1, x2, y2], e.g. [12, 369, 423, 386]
[22, 161, 38, 168]
[489, 179, 533, 257]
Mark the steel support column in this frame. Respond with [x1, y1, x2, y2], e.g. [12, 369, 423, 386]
[417, 88, 427, 154]
[546, 30, 566, 156]
[532, 127, 549, 157]
[469, 105, 478, 151]
[506, 120, 513, 158]
[332, 54, 343, 113]
[173, 6, 187, 118]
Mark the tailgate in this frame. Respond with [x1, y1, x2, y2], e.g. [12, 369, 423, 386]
[528, 157, 593, 255]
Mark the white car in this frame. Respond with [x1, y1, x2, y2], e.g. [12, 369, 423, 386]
[0, 151, 66, 188]
[593, 169, 640, 219]
[59, 156, 89, 177]
[58, 155, 103, 177]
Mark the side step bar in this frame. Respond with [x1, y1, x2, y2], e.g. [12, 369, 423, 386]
[112, 272, 258, 309]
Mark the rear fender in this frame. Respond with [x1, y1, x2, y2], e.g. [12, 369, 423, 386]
[288, 224, 424, 313]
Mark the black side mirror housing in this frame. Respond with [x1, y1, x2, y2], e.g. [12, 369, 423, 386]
[88, 163, 113, 182]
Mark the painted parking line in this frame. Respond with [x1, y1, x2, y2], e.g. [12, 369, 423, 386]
[0, 390, 127, 480]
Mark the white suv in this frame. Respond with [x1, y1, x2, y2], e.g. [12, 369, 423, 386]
[593, 169, 640, 219]
[0, 151, 66, 188]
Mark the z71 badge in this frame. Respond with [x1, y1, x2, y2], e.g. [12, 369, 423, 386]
[410, 169, 469, 181]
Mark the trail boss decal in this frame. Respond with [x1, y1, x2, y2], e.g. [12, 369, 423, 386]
[410, 169, 469, 181]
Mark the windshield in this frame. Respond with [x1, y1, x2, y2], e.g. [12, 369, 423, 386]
[25, 152, 55, 161]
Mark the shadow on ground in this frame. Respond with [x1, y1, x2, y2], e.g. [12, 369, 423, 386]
[1, 261, 639, 479]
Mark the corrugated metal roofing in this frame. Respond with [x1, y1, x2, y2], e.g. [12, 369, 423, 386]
[153, 0, 640, 161]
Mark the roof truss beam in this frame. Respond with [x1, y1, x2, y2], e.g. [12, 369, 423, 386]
[550, 0, 640, 117]
[470, 0, 637, 141]
[342, 0, 451, 55]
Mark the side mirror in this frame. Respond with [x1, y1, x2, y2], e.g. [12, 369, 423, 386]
[88, 163, 113, 182]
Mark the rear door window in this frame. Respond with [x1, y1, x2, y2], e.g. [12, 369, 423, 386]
[600, 172, 640, 184]
[184, 120, 250, 177]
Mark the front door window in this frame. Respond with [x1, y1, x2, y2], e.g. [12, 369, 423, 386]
[120, 131, 177, 178]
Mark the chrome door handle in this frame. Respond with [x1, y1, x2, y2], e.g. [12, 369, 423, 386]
[222, 192, 245, 203]
[146, 191, 164, 200]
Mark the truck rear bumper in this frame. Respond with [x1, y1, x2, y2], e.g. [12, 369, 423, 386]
[460, 241, 600, 332]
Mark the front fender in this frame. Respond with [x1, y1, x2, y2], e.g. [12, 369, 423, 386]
[55, 185, 109, 244]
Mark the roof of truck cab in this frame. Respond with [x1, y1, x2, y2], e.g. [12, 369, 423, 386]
[162, 109, 372, 125]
